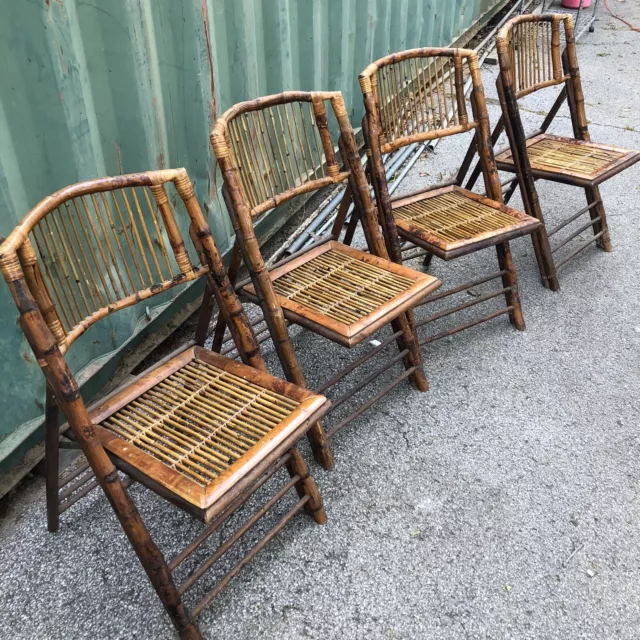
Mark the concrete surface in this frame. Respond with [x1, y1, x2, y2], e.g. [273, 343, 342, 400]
[1, 4, 640, 639]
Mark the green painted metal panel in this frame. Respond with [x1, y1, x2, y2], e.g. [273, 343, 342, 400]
[0, 0, 503, 475]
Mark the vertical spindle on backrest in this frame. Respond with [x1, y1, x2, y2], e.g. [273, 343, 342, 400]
[453, 53, 468, 126]
[109, 191, 148, 289]
[551, 16, 562, 80]
[311, 98, 339, 179]
[149, 184, 193, 276]
[99, 193, 136, 296]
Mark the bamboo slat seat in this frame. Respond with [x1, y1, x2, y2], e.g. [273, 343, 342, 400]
[391, 185, 541, 259]
[495, 134, 640, 187]
[93, 346, 327, 518]
[243, 241, 439, 347]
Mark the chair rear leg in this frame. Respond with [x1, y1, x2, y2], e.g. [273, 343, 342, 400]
[45, 385, 60, 533]
[422, 252, 434, 271]
[585, 185, 612, 252]
[496, 242, 526, 331]
[392, 313, 429, 392]
[286, 448, 327, 524]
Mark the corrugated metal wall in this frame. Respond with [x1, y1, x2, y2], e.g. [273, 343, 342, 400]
[0, 0, 502, 474]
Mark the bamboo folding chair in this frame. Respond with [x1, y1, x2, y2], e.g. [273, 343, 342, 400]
[210, 91, 441, 470]
[466, 14, 640, 290]
[0, 169, 330, 639]
[356, 48, 541, 345]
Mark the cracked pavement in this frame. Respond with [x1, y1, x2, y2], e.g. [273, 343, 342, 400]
[1, 4, 640, 639]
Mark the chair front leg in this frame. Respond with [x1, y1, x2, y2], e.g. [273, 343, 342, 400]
[110, 479, 202, 639]
[496, 242, 525, 331]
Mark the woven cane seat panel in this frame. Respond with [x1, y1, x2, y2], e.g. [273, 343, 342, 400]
[100, 359, 299, 490]
[495, 135, 640, 181]
[272, 249, 415, 326]
[394, 190, 519, 244]
[525, 138, 626, 177]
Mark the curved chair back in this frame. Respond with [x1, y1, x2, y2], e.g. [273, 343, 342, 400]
[359, 48, 483, 153]
[496, 13, 575, 99]
[359, 48, 503, 262]
[0, 169, 255, 358]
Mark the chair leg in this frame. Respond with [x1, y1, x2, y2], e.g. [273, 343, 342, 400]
[45, 385, 60, 533]
[305, 423, 334, 471]
[286, 448, 327, 524]
[422, 252, 434, 272]
[342, 210, 359, 247]
[533, 224, 560, 292]
[109, 480, 202, 639]
[585, 185, 612, 252]
[146, 560, 202, 640]
[392, 313, 429, 392]
[135, 546, 202, 639]
[496, 242, 526, 331]
[516, 175, 560, 292]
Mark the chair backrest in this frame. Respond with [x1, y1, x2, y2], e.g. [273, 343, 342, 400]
[1, 170, 214, 354]
[0, 168, 264, 366]
[496, 13, 590, 144]
[359, 48, 484, 154]
[211, 90, 389, 259]
[359, 48, 504, 262]
[496, 13, 574, 100]
[211, 91, 353, 220]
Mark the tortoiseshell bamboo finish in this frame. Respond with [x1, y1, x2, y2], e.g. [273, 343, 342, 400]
[212, 91, 441, 468]
[359, 48, 541, 336]
[490, 13, 640, 288]
[0, 168, 330, 639]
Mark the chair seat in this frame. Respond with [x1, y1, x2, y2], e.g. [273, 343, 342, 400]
[495, 133, 640, 187]
[243, 240, 440, 348]
[391, 186, 540, 260]
[91, 346, 327, 520]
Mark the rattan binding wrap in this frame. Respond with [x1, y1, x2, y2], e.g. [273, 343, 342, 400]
[271, 249, 415, 326]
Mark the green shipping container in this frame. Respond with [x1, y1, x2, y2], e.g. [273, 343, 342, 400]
[0, 0, 504, 487]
